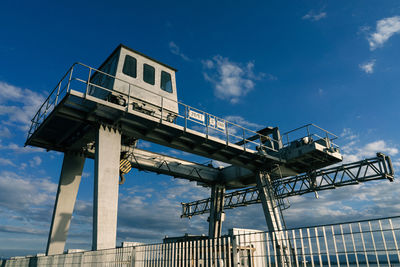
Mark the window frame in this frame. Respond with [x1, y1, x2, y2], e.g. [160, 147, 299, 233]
[122, 55, 137, 78]
[143, 63, 155, 85]
[160, 71, 173, 93]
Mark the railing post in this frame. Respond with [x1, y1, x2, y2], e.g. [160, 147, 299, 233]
[160, 97, 164, 123]
[242, 128, 246, 151]
[184, 106, 188, 131]
[306, 125, 311, 138]
[66, 66, 74, 93]
[225, 122, 229, 145]
[127, 83, 131, 112]
[206, 114, 209, 139]
[55, 81, 62, 105]
[85, 67, 92, 96]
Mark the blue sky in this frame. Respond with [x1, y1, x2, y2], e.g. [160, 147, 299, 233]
[1, 0, 400, 258]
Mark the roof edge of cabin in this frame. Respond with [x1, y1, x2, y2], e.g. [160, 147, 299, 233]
[119, 44, 178, 72]
[96, 44, 178, 73]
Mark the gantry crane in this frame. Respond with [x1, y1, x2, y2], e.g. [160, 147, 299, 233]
[23, 45, 395, 266]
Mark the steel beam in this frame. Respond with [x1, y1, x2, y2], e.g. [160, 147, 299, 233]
[181, 153, 394, 217]
[208, 184, 226, 239]
[121, 146, 220, 184]
[256, 172, 291, 267]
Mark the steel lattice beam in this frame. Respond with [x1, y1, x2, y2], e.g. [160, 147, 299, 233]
[181, 153, 394, 218]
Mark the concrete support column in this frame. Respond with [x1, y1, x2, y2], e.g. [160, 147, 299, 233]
[93, 125, 121, 250]
[256, 172, 292, 267]
[46, 153, 86, 256]
[208, 184, 226, 239]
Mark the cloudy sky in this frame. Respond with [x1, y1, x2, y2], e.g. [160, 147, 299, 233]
[1, 0, 400, 258]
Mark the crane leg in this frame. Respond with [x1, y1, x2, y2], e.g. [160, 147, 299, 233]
[46, 152, 86, 255]
[93, 125, 121, 250]
[208, 184, 226, 239]
[256, 171, 293, 267]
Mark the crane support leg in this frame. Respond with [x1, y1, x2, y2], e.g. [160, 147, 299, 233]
[208, 184, 226, 239]
[46, 152, 86, 255]
[93, 125, 121, 250]
[256, 172, 292, 267]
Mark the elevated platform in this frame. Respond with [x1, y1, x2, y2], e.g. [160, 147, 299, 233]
[25, 63, 342, 179]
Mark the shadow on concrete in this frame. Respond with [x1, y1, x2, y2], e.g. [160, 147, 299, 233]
[0, 257, 38, 267]
[28, 257, 38, 267]
[46, 212, 73, 255]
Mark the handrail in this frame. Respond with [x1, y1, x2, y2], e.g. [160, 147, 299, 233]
[73, 62, 279, 146]
[26, 62, 340, 155]
[30, 64, 76, 124]
[234, 214, 400, 236]
[283, 123, 338, 139]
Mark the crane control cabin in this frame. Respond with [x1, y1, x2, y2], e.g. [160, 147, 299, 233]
[89, 44, 179, 122]
[24, 44, 393, 259]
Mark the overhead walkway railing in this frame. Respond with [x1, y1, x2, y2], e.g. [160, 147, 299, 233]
[26, 63, 339, 156]
[282, 123, 339, 149]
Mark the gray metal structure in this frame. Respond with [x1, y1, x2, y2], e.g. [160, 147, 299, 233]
[24, 44, 394, 265]
[181, 153, 394, 217]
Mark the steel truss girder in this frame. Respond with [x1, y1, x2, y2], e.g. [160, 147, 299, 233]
[181, 153, 394, 218]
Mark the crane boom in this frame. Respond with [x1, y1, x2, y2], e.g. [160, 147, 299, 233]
[181, 153, 394, 218]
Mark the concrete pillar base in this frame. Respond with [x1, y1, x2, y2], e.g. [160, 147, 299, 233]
[46, 153, 86, 256]
[92, 125, 121, 250]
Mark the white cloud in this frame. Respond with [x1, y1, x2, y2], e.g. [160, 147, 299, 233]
[340, 128, 398, 163]
[115, 176, 210, 242]
[0, 142, 44, 153]
[368, 16, 400, 50]
[29, 156, 42, 167]
[202, 56, 265, 104]
[363, 140, 398, 156]
[137, 140, 152, 149]
[224, 115, 262, 130]
[0, 81, 45, 131]
[0, 225, 46, 235]
[0, 157, 15, 166]
[340, 128, 358, 142]
[0, 171, 56, 210]
[169, 41, 190, 61]
[0, 126, 11, 138]
[359, 59, 376, 74]
[302, 10, 327, 21]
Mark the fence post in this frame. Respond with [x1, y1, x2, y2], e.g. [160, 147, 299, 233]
[231, 235, 239, 267]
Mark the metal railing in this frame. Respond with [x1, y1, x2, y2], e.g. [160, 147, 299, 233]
[2, 215, 400, 266]
[26, 63, 339, 155]
[281, 124, 339, 150]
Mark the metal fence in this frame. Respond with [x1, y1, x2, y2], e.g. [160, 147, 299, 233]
[2, 215, 400, 266]
[0, 246, 134, 267]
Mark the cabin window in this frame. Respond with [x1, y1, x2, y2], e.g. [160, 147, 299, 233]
[160, 71, 173, 93]
[143, 64, 155, 85]
[122, 55, 137, 78]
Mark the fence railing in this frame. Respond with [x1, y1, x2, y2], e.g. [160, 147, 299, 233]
[26, 63, 339, 156]
[2, 215, 400, 266]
